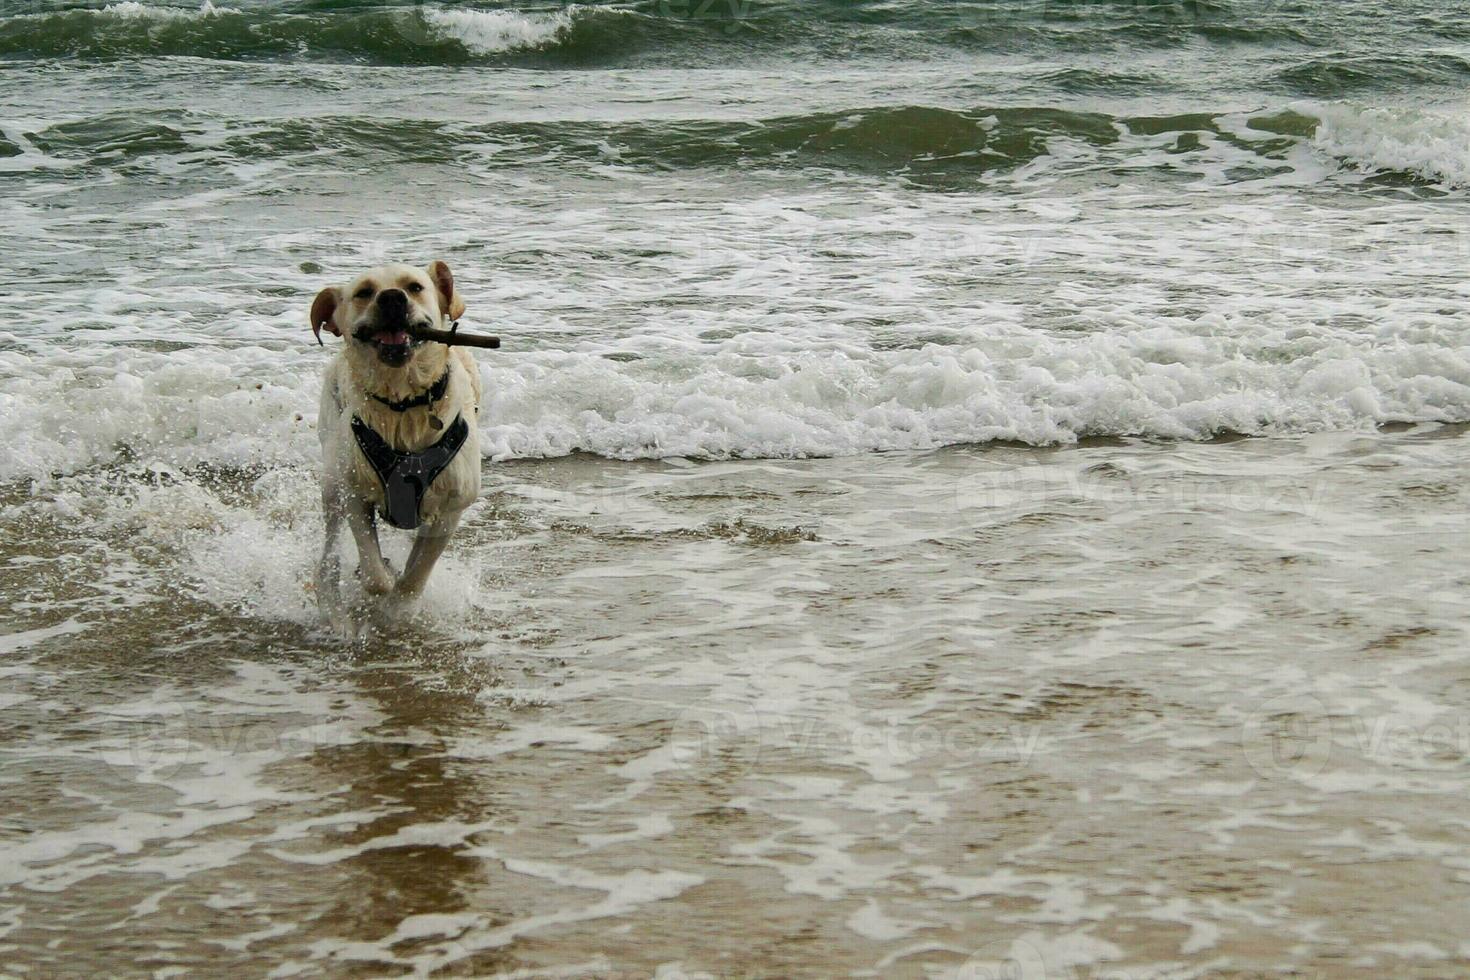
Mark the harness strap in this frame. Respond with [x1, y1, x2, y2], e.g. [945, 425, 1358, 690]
[369, 368, 451, 413]
[350, 413, 470, 530]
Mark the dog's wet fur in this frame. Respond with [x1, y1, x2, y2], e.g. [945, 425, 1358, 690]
[310, 261, 482, 614]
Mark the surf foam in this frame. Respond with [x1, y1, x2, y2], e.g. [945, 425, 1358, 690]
[3, 321, 1467, 485]
[1311, 102, 1470, 188]
[419, 8, 572, 55]
[100, 1, 233, 20]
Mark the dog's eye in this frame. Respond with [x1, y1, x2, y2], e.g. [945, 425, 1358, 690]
[353, 286, 373, 301]
[407, 282, 424, 294]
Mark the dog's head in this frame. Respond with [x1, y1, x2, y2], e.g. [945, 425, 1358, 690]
[309, 261, 466, 368]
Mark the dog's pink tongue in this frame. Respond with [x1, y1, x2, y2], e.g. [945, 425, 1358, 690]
[380, 330, 409, 346]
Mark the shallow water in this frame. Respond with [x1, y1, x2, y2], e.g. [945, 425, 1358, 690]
[3, 0, 1470, 975]
[4, 428, 1470, 976]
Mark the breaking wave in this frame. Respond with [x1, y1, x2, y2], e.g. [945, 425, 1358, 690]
[3, 323, 1467, 483]
[16, 101, 1470, 190]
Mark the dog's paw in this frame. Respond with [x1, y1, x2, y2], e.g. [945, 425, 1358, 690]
[389, 581, 426, 604]
[381, 589, 422, 619]
[355, 565, 395, 596]
[363, 577, 393, 597]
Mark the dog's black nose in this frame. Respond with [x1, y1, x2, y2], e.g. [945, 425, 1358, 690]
[376, 288, 408, 316]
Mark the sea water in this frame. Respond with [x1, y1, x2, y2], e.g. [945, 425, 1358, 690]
[2, 1, 1469, 975]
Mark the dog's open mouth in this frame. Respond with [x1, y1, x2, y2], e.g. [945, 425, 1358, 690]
[357, 323, 426, 366]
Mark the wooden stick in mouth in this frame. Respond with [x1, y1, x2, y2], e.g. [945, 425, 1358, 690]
[411, 323, 501, 350]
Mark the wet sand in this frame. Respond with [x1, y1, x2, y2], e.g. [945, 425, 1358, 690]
[2, 425, 1468, 976]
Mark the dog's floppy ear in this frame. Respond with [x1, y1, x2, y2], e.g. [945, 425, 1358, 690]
[310, 286, 341, 346]
[428, 260, 466, 322]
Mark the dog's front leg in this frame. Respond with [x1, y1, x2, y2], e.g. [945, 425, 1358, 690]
[315, 497, 344, 612]
[346, 501, 395, 595]
[394, 511, 462, 600]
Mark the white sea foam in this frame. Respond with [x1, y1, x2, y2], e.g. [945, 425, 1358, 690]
[77, 2, 560, 54]
[1311, 102, 1470, 188]
[100, 1, 233, 20]
[476, 336, 1470, 460]
[0, 124, 79, 174]
[420, 7, 572, 54]
[2, 324, 1466, 483]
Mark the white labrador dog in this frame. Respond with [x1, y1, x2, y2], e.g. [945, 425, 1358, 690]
[309, 261, 482, 611]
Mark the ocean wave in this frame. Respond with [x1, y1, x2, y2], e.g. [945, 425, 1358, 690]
[476, 342, 1470, 461]
[3, 325, 1467, 482]
[1310, 103, 1470, 188]
[98, 0, 232, 20]
[21, 101, 1470, 192]
[0, 3, 634, 64]
[22, 104, 1124, 175]
[1275, 52, 1470, 95]
[418, 7, 571, 55]
[0, 0, 1436, 71]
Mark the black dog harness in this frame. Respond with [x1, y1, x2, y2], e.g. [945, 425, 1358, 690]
[350, 369, 468, 530]
[368, 367, 451, 413]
